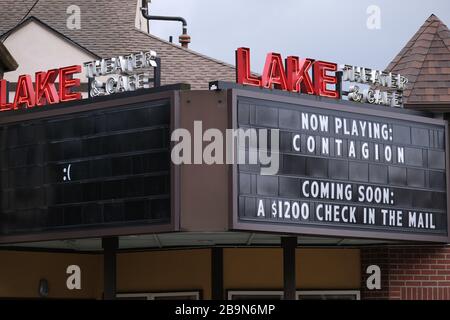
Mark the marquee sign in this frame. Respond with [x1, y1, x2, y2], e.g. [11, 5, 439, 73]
[0, 89, 178, 243]
[0, 50, 159, 112]
[231, 88, 449, 242]
[236, 47, 339, 99]
[235, 47, 409, 108]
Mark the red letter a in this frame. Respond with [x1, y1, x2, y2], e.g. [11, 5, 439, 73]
[262, 53, 288, 90]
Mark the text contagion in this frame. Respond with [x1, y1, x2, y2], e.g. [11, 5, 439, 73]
[295, 113, 404, 164]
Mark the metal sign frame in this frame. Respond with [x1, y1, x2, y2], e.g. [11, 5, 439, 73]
[0, 85, 183, 244]
[229, 87, 450, 243]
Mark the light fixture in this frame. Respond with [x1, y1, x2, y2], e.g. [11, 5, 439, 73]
[38, 278, 49, 298]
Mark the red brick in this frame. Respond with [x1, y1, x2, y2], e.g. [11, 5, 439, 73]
[390, 269, 405, 275]
[414, 275, 429, 280]
[391, 281, 405, 286]
[421, 281, 438, 286]
[430, 264, 447, 270]
[421, 269, 437, 275]
[404, 281, 421, 286]
[404, 269, 420, 275]
[437, 281, 450, 286]
[430, 276, 446, 281]
[438, 270, 450, 275]
[430, 253, 446, 259]
[421, 259, 437, 264]
[401, 264, 415, 270]
[434, 288, 438, 300]
[402, 253, 418, 259]
[401, 287, 406, 299]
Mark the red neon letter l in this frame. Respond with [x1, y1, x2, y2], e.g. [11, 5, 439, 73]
[236, 47, 261, 87]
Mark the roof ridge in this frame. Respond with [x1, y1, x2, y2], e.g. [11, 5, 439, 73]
[1, 15, 100, 58]
[427, 13, 445, 24]
[133, 28, 236, 71]
[385, 18, 436, 74]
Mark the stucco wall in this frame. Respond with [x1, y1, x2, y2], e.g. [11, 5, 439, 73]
[3, 19, 96, 100]
[0, 247, 360, 299]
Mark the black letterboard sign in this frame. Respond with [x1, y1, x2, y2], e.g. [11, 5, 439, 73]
[0, 98, 173, 240]
[232, 90, 449, 242]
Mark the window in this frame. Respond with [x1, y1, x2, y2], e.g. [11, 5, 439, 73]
[297, 291, 360, 300]
[117, 291, 200, 300]
[228, 291, 283, 300]
[227, 290, 360, 300]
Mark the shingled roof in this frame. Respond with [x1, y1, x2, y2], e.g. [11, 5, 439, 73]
[0, 0, 235, 89]
[385, 14, 450, 107]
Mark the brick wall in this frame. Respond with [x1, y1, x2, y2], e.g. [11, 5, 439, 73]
[361, 246, 450, 300]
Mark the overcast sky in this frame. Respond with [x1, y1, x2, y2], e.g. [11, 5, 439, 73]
[147, 0, 450, 72]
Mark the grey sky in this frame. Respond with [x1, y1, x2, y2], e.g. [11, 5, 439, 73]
[148, 0, 450, 72]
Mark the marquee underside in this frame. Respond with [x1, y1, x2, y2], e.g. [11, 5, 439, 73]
[0, 232, 398, 251]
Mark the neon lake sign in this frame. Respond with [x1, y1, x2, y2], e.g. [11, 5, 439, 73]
[0, 65, 82, 111]
[0, 50, 159, 112]
[235, 47, 409, 108]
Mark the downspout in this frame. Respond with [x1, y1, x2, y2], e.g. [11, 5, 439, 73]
[140, 0, 191, 48]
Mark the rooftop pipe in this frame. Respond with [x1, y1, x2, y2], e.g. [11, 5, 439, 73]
[140, 0, 191, 48]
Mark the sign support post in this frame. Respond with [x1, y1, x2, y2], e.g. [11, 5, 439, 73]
[282, 237, 297, 300]
[211, 247, 224, 300]
[102, 237, 119, 300]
